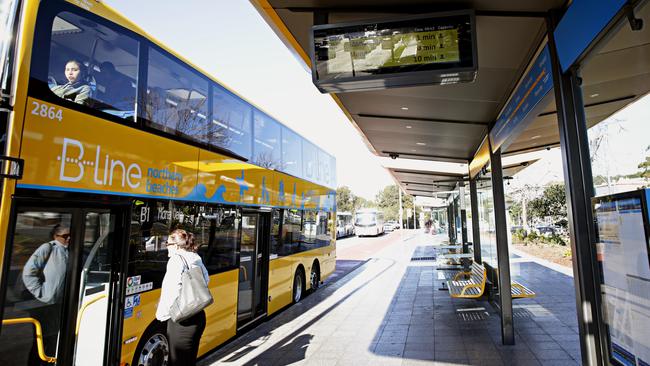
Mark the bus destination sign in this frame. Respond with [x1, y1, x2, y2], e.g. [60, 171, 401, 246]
[311, 10, 477, 93]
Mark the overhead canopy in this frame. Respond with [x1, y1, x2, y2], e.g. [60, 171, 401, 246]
[252, 0, 650, 196]
[389, 159, 536, 198]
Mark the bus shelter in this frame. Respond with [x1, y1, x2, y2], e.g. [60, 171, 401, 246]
[251, 0, 650, 365]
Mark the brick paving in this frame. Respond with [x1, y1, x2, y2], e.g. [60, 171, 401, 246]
[199, 231, 582, 366]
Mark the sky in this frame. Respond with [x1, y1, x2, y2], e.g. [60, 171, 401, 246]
[105, 0, 394, 200]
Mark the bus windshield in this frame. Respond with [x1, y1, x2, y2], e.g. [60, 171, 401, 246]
[355, 213, 377, 226]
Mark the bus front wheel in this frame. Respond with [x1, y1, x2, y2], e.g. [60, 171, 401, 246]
[293, 269, 304, 303]
[133, 323, 169, 366]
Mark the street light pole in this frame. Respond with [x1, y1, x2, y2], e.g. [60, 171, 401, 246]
[399, 188, 403, 229]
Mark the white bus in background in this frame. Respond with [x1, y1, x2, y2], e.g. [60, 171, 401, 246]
[336, 212, 355, 238]
[354, 209, 385, 237]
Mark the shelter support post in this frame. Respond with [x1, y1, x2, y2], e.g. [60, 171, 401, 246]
[547, 16, 605, 366]
[490, 148, 515, 345]
[469, 178, 481, 263]
[459, 181, 468, 251]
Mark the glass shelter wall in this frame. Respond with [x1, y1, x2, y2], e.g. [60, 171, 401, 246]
[477, 168, 497, 267]
[577, 2, 650, 365]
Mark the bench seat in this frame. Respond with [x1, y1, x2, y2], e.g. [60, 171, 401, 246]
[447, 262, 486, 298]
[446, 262, 537, 299]
[511, 281, 536, 299]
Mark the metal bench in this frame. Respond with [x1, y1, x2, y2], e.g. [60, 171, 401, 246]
[447, 262, 536, 299]
[510, 281, 536, 299]
[447, 262, 486, 298]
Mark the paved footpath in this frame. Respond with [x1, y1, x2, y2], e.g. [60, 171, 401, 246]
[200, 231, 581, 366]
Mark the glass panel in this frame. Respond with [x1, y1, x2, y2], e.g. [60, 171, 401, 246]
[270, 209, 282, 257]
[281, 127, 302, 177]
[477, 169, 497, 267]
[198, 205, 239, 274]
[316, 211, 331, 248]
[211, 85, 253, 159]
[238, 214, 257, 319]
[330, 155, 337, 188]
[144, 47, 209, 140]
[47, 11, 139, 119]
[0, 211, 72, 365]
[74, 211, 116, 365]
[252, 112, 281, 169]
[302, 140, 318, 183]
[318, 149, 331, 186]
[302, 210, 317, 249]
[282, 209, 302, 255]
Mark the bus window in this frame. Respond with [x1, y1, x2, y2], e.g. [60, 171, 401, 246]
[282, 127, 302, 177]
[302, 140, 318, 182]
[253, 111, 282, 169]
[270, 209, 283, 258]
[46, 11, 139, 119]
[282, 209, 302, 254]
[144, 47, 209, 141]
[302, 210, 317, 249]
[211, 85, 253, 160]
[318, 149, 331, 187]
[198, 206, 239, 274]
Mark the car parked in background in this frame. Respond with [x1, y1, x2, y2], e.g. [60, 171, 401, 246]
[383, 223, 394, 232]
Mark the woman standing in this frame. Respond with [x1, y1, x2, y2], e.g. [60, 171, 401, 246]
[156, 229, 209, 365]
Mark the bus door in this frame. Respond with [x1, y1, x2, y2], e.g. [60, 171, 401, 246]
[0, 200, 128, 365]
[237, 211, 270, 328]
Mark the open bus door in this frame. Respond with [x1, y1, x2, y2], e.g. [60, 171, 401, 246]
[0, 197, 129, 365]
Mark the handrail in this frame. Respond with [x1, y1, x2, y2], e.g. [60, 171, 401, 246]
[76, 294, 107, 335]
[2, 317, 56, 363]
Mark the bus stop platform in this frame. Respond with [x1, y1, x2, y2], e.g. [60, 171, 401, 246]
[199, 232, 581, 366]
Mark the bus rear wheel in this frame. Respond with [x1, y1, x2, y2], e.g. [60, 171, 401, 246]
[293, 269, 304, 303]
[310, 263, 320, 292]
[133, 325, 169, 366]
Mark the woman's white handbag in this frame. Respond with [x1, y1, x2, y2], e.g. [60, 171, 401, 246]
[169, 255, 213, 322]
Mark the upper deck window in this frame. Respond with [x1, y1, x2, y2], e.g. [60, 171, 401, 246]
[253, 111, 281, 169]
[211, 85, 253, 160]
[282, 127, 302, 177]
[144, 47, 209, 140]
[46, 11, 139, 120]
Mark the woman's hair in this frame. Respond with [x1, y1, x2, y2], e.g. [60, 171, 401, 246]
[65, 59, 87, 79]
[169, 228, 198, 252]
[50, 224, 69, 239]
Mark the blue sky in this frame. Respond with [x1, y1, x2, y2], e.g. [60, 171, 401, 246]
[105, 0, 394, 199]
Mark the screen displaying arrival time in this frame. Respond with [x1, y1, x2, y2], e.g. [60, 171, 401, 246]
[313, 11, 475, 78]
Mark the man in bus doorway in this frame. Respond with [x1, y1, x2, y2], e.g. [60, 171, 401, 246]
[22, 224, 71, 365]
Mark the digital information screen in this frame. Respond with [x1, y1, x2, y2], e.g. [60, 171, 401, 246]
[593, 191, 650, 366]
[311, 10, 477, 93]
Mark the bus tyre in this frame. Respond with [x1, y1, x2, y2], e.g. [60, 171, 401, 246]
[293, 269, 304, 303]
[133, 324, 169, 366]
[310, 263, 320, 292]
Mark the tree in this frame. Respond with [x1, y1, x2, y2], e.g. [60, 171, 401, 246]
[636, 145, 650, 180]
[528, 184, 567, 227]
[336, 186, 355, 212]
[375, 185, 414, 222]
[336, 186, 372, 213]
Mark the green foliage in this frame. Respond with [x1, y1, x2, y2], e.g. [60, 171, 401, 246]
[336, 186, 355, 213]
[528, 184, 567, 224]
[375, 185, 414, 221]
[336, 186, 373, 213]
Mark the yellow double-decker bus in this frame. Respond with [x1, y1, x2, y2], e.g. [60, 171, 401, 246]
[0, 1, 336, 365]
